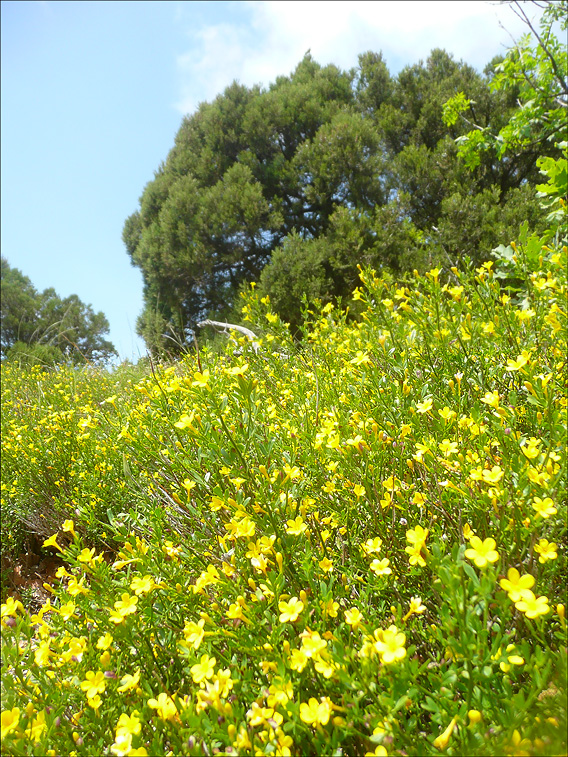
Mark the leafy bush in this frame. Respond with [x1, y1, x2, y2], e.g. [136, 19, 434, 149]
[2, 149, 567, 757]
[2, 200, 566, 754]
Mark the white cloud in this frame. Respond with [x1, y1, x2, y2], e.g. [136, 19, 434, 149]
[175, 0, 544, 115]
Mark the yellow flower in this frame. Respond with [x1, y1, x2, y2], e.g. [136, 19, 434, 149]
[116, 711, 142, 735]
[506, 353, 529, 371]
[190, 654, 216, 685]
[182, 619, 205, 649]
[438, 439, 458, 457]
[468, 710, 482, 725]
[499, 568, 535, 602]
[406, 545, 426, 567]
[113, 593, 138, 616]
[319, 557, 333, 572]
[78, 547, 96, 564]
[515, 591, 550, 619]
[406, 525, 429, 548]
[299, 697, 333, 726]
[464, 536, 499, 568]
[373, 625, 406, 664]
[1, 596, 24, 619]
[182, 478, 196, 494]
[345, 607, 364, 629]
[433, 716, 458, 749]
[532, 497, 557, 518]
[80, 670, 106, 700]
[370, 558, 392, 576]
[34, 640, 52, 667]
[289, 648, 308, 672]
[1, 707, 20, 740]
[300, 630, 327, 658]
[416, 398, 433, 414]
[481, 466, 503, 484]
[42, 533, 62, 551]
[117, 669, 141, 693]
[286, 516, 307, 535]
[481, 390, 500, 408]
[110, 731, 133, 757]
[96, 632, 113, 650]
[499, 644, 525, 672]
[25, 710, 46, 742]
[174, 413, 197, 432]
[59, 600, 76, 621]
[148, 692, 177, 720]
[438, 406, 456, 421]
[320, 598, 339, 618]
[267, 680, 294, 708]
[192, 369, 210, 388]
[534, 539, 557, 563]
[67, 576, 89, 596]
[62, 519, 76, 537]
[363, 537, 383, 555]
[130, 575, 156, 595]
[402, 596, 426, 621]
[279, 597, 304, 623]
[351, 351, 371, 365]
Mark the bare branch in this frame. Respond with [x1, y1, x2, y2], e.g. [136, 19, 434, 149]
[197, 319, 260, 353]
[512, 1, 568, 95]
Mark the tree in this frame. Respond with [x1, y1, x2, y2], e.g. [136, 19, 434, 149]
[0, 258, 117, 365]
[126, 24, 564, 354]
[443, 1, 567, 168]
[123, 54, 356, 354]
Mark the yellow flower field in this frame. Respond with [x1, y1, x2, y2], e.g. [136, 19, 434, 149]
[1, 189, 567, 755]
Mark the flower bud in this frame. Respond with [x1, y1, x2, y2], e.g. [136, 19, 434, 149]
[468, 710, 482, 725]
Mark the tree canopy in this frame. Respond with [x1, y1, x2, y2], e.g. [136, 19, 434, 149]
[124, 5, 565, 354]
[0, 258, 117, 366]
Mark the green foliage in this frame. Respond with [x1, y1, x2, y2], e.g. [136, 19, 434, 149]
[1, 150, 566, 755]
[444, 2, 568, 169]
[126, 21, 563, 355]
[1, 258, 117, 366]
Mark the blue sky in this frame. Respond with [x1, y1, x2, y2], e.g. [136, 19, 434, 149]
[1, 0, 544, 362]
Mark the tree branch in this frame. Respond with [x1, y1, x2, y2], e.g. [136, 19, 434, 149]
[197, 319, 260, 353]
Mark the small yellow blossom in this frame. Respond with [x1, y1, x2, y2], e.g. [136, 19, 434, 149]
[373, 625, 406, 664]
[534, 539, 557, 563]
[148, 692, 178, 720]
[416, 398, 433, 414]
[433, 716, 458, 750]
[345, 607, 364, 629]
[130, 575, 156, 595]
[532, 497, 557, 518]
[464, 536, 499, 568]
[499, 568, 535, 602]
[1, 708, 20, 740]
[42, 533, 62, 551]
[61, 519, 76, 537]
[370, 558, 392, 576]
[299, 697, 333, 726]
[402, 597, 426, 621]
[286, 516, 307, 535]
[117, 669, 141, 693]
[80, 670, 106, 700]
[279, 597, 304, 623]
[515, 591, 550, 618]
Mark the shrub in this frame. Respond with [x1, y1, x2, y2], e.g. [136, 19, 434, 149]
[1, 215, 566, 754]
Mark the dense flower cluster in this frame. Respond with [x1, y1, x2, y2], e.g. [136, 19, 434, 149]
[1, 229, 566, 754]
